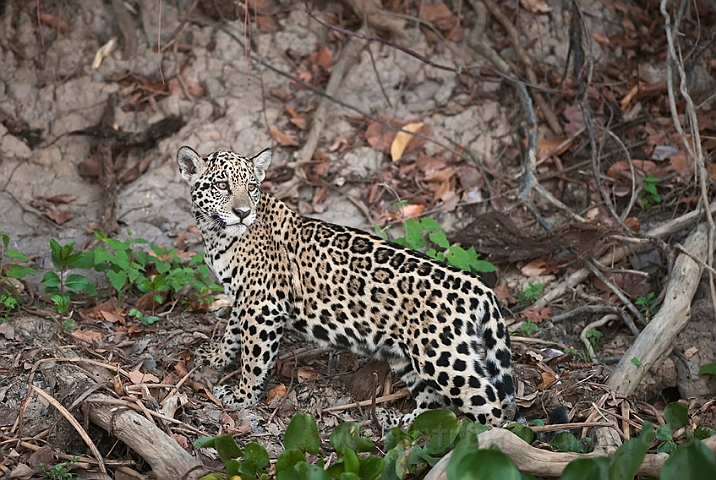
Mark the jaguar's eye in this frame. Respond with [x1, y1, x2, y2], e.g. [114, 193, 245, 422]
[216, 181, 229, 190]
[247, 183, 257, 192]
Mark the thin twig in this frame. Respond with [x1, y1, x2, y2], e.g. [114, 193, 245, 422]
[585, 260, 646, 326]
[31, 386, 107, 473]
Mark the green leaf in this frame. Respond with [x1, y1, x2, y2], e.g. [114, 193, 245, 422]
[65, 274, 96, 294]
[428, 231, 450, 248]
[5, 249, 30, 261]
[275, 449, 306, 474]
[471, 258, 497, 273]
[559, 457, 610, 480]
[49, 239, 63, 269]
[358, 456, 384, 480]
[338, 473, 360, 480]
[663, 402, 689, 430]
[608, 421, 653, 480]
[694, 426, 714, 440]
[383, 427, 411, 451]
[506, 423, 535, 444]
[189, 252, 205, 266]
[447, 447, 520, 480]
[661, 438, 716, 480]
[656, 423, 674, 442]
[330, 424, 357, 451]
[445, 246, 471, 271]
[212, 434, 242, 463]
[243, 441, 269, 471]
[107, 269, 127, 292]
[419, 217, 442, 232]
[108, 250, 131, 270]
[225, 459, 240, 478]
[192, 436, 216, 449]
[65, 251, 94, 269]
[403, 218, 426, 250]
[698, 362, 716, 375]
[6, 264, 37, 279]
[277, 462, 330, 480]
[283, 413, 320, 455]
[657, 440, 677, 454]
[41, 271, 62, 289]
[550, 432, 580, 452]
[409, 409, 459, 456]
[341, 447, 359, 474]
[106, 238, 131, 251]
[51, 294, 70, 314]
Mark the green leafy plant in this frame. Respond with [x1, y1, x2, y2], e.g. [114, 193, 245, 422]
[635, 291, 660, 320]
[377, 217, 496, 274]
[520, 320, 539, 337]
[585, 328, 603, 351]
[655, 402, 690, 454]
[38, 457, 79, 480]
[128, 308, 159, 326]
[41, 239, 96, 315]
[0, 232, 37, 320]
[520, 282, 544, 306]
[640, 174, 661, 210]
[92, 232, 221, 308]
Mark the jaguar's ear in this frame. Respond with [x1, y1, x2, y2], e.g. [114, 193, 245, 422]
[252, 148, 272, 182]
[177, 146, 206, 184]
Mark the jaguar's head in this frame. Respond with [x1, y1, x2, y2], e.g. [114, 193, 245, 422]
[177, 146, 272, 237]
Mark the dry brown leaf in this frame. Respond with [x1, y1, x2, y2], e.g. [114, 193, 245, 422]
[297, 367, 317, 382]
[391, 122, 424, 161]
[456, 166, 484, 189]
[419, 2, 457, 29]
[521, 259, 547, 277]
[312, 46, 333, 71]
[99, 310, 123, 323]
[516, 306, 552, 323]
[39, 12, 74, 32]
[401, 204, 425, 218]
[624, 217, 641, 233]
[0, 323, 15, 340]
[270, 84, 292, 101]
[493, 284, 516, 304]
[256, 15, 281, 32]
[127, 369, 160, 385]
[43, 210, 74, 225]
[424, 166, 457, 183]
[270, 126, 299, 147]
[536, 371, 557, 390]
[669, 151, 694, 179]
[71, 329, 105, 344]
[266, 384, 287, 405]
[290, 117, 308, 130]
[535, 137, 572, 161]
[519, 0, 552, 14]
[592, 33, 610, 46]
[620, 84, 639, 110]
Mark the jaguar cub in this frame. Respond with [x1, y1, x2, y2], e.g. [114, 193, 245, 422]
[178, 146, 517, 426]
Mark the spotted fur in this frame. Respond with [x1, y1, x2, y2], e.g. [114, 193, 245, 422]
[178, 146, 517, 426]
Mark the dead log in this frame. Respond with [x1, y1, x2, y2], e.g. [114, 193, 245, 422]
[606, 222, 710, 394]
[87, 394, 205, 480]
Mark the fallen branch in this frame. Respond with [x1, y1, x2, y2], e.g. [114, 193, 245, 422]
[606, 222, 710, 395]
[423, 427, 716, 479]
[87, 394, 205, 480]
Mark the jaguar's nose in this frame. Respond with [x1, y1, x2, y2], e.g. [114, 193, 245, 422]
[233, 207, 251, 222]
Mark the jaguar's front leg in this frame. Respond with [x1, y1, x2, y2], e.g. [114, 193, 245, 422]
[194, 304, 244, 371]
[213, 312, 285, 409]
